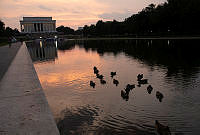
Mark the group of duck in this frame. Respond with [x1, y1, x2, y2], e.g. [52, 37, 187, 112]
[136, 74, 164, 102]
[90, 67, 164, 102]
[90, 66, 170, 135]
[90, 66, 120, 88]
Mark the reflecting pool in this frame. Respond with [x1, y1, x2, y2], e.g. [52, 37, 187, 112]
[26, 39, 200, 135]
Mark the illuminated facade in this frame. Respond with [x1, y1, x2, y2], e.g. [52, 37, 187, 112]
[20, 17, 56, 33]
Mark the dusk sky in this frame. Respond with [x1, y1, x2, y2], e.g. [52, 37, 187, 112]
[0, 0, 165, 30]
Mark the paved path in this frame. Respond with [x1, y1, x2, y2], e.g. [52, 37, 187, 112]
[0, 43, 59, 135]
[0, 42, 22, 81]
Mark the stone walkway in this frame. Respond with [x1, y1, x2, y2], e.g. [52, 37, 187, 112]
[0, 42, 22, 81]
[0, 43, 59, 135]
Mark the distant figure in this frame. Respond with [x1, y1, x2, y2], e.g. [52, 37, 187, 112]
[137, 74, 143, 81]
[110, 72, 116, 77]
[121, 90, 129, 101]
[156, 91, 164, 102]
[100, 79, 106, 84]
[96, 74, 104, 79]
[147, 85, 153, 94]
[90, 81, 95, 88]
[8, 37, 12, 48]
[113, 79, 119, 86]
[155, 120, 171, 135]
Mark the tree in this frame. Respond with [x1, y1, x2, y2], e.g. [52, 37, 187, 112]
[56, 25, 75, 35]
[0, 20, 5, 36]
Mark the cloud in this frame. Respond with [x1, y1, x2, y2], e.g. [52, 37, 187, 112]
[38, 5, 53, 11]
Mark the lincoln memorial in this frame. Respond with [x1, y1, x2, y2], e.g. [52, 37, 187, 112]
[20, 17, 56, 33]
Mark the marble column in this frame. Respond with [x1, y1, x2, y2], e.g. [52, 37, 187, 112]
[40, 23, 42, 31]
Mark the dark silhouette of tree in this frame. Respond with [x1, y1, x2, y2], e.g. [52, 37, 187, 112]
[56, 25, 75, 35]
[0, 20, 19, 37]
[72, 0, 200, 37]
[0, 20, 5, 36]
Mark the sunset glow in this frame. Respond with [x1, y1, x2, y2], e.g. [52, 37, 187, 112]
[0, 0, 165, 29]
[35, 47, 102, 88]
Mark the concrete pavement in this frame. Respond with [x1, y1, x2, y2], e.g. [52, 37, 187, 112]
[0, 42, 22, 81]
[0, 43, 59, 135]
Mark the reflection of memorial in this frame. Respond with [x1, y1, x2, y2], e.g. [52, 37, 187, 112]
[26, 40, 58, 62]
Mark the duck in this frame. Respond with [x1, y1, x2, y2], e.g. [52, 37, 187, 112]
[124, 87, 131, 93]
[100, 79, 106, 84]
[113, 79, 119, 86]
[138, 79, 148, 84]
[110, 72, 116, 77]
[90, 81, 95, 88]
[137, 83, 141, 87]
[121, 90, 129, 101]
[137, 74, 143, 81]
[147, 85, 153, 94]
[96, 74, 104, 79]
[126, 84, 135, 90]
[94, 69, 99, 74]
[155, 120, 171, 135]
[93, 66, 97, 71]
[156, 91, 164, 102]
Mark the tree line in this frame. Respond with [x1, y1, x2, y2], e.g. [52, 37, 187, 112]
[57, 0, 200, 37]
[1, 0, 200, 38]
[0, 20, 19, 37]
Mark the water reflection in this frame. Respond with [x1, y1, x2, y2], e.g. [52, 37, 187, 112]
[28, 39, 200, 135]
[26, 40, 58, 62]
[56, 105, 99, 135]
[60, 39, 200, 87]
[56, 105, 156, 135]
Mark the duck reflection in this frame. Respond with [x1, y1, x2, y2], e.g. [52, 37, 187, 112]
[26, 40, 58, 62]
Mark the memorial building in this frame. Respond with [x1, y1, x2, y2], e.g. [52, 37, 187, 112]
[20, 17, 56, 33]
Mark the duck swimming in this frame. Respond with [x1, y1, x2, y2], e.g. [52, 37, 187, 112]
[94, 69, 99, 74]
[137, 74, 143, 81]
[147, 85, 153, 94]
[93, 66, 97, 71]
[100, 79, 106, 84]
[121, 90, 129, 101]
[156, 91, 164, 102]
[155, 120, 171, 135]
[111, 72, 116, 77]
[126, 84, 135, 90]
[138, 79, 148, 84]
[124, 87, 131, 93]
[96, 74, 104, 79]
[90, 81, 95, 88]
[113, 79, 119, 86]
